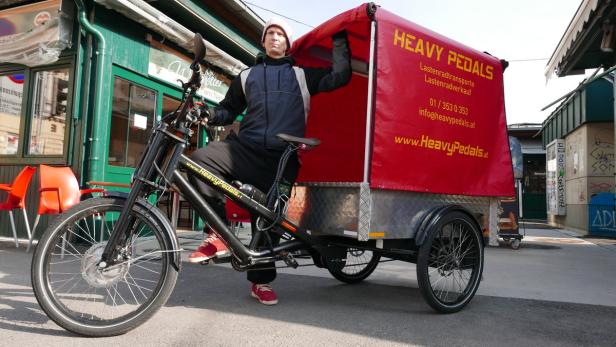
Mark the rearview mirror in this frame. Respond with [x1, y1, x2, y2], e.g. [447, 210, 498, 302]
[191, 33, 206, 71]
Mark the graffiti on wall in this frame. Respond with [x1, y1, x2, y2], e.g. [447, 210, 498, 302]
[589, 192, 616, 237]
[547, 140, 566, 215]
[590, 182, 614, 196]
[589, 136, 614, 175]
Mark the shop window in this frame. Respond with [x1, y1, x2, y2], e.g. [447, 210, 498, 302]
[28, 68, 69, 155]
[0, 73, 25, 155]
[109, 77, 156, 167]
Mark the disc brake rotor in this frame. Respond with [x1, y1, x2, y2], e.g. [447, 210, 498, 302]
[81, 242, 128, 288]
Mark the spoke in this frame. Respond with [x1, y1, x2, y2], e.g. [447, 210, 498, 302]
[111, 282, 129, 306]
[103, 251, 164, 273]
[103, 214, 113, 239]
[59, 234, 85, 256]
[452, 270, 463, 296]
[71, 222, 97, 245]
[49, 258, 81, 265]
[130, 262, 160, 275]
[436, 278, 448, 301]
[126, 272, 150, 298]
[51, 274, 80, 292]
[123, 275, 153, 295]
[132, 257, 163, 265]
[129, 276, 158, 284]
[90, 287, 98, 320]
[66, 226, 97, 246]
[50, 276, 79, 285]
[430, 271, 447, 288]
[105, 287, 117, 320]
[61, 276, 84, 297]
[123, 275, 140, 305]
[53, 244, 82, 259]
[457, 245, 475, 261]
[83, 215, 95, 243]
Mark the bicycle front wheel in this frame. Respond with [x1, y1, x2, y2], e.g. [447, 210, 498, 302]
[31, 197, 178, 337]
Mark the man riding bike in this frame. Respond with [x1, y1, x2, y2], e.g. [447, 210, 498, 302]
[187, 17, 351, 305]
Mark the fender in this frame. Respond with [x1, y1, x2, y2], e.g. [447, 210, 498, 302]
[414, 204, 483, 247]
[105, 191, 182, 271]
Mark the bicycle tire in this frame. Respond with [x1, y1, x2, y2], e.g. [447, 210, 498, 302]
[416, 210, 483, 313]
[31, 197, 178, 337]
[327, 248, 381, 284]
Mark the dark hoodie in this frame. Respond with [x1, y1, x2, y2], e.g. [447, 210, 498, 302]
[208, 33, 351, 150]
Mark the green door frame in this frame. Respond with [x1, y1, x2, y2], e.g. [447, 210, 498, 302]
[103, 65, 210, 230]
[104, 65, 183, 186]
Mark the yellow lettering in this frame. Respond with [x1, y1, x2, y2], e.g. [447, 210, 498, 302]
[463, 55, 473, 72]
[405, 33, 416, 52]
[435, 46, 444, 61]
[415, 38, 424, 56]
[393, 28, 405, 47]
[447, 50, 456, 66]
[472, 61, 480, 75]
[486, 65, 494, 80]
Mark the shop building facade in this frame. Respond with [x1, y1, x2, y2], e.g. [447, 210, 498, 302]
[545, 0, 616, 237]
[0, 0, 264, 239]
[541, 76, 614, 235]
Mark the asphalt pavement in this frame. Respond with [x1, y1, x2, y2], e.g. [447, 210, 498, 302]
[1, 223, 615, 346]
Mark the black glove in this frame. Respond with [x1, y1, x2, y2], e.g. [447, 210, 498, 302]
[195, 102, 217, 125]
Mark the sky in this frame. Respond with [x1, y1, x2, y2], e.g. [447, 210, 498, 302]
[245, 0, 589, 125]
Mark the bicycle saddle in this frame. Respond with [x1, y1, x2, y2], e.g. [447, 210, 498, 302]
[276, 133, 321, 147]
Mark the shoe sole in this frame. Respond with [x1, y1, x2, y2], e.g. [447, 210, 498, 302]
[251, 292, 278, 305]
[187, 255, 215, 263]
[187, 250, 231, 263]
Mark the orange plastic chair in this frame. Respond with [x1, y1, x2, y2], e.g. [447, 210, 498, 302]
[225, 198, 251, 236]
[27, 165, 104, 252]
[0, 166, 36, 248]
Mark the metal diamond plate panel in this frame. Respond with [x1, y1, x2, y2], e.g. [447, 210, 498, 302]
[358, 183, 372, 241]
[288, 184, 491, 240]
[287, 185, 360, 237]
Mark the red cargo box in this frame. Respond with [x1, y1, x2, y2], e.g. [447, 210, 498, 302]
[291, 3, 514, 197]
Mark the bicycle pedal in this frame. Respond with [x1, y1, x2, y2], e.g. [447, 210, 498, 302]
[282, 252, 298, 268]
[212, 256, 232, 264]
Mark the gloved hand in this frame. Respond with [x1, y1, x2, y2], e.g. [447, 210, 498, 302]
[194, 101, 214, 125]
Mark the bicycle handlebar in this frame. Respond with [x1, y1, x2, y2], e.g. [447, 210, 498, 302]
[173, 33, 207, 130]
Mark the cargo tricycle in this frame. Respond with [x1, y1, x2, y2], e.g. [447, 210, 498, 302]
[31, 3, 514, 337]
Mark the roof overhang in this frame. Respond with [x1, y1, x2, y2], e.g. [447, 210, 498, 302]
[545, 0, 616, 78]
[94, 0, 248, 76]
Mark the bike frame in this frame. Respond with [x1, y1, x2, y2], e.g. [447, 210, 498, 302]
[99, 94, 321, 269]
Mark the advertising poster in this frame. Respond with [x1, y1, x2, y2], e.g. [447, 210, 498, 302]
[370, 10, 514, 197]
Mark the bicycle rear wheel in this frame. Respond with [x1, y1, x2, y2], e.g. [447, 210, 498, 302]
[31, 197, 178, 336]
[327, 248, 381, 284]
[416, 210, 483, 313]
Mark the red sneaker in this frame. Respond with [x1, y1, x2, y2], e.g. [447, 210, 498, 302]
[188, 233, 230, 263]
[251, 283, 278, 305]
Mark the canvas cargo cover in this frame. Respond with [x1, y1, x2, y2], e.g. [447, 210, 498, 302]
[291, 3, 514, 197]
